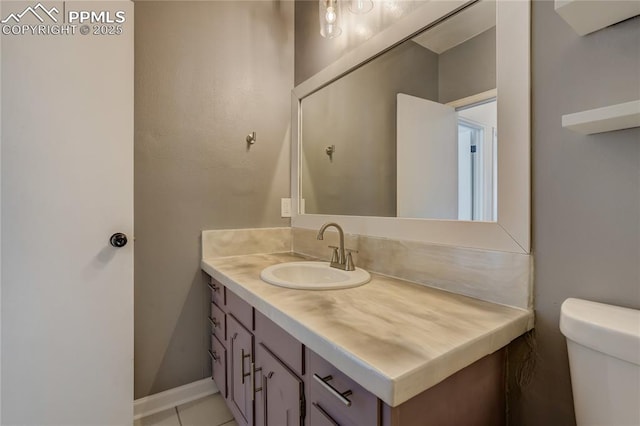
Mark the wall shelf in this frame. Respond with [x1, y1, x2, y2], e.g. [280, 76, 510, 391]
[562, 100, 640, 135]
[555, 0, 640, 35]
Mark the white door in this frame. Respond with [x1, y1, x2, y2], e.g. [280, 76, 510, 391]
[397, 93, 458, 219]
[1, 1, 133, 424]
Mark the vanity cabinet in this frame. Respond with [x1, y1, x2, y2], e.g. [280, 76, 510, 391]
[208, 278, 306, 426]
[207, 275, 506, 426]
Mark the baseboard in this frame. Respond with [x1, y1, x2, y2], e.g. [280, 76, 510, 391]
[133, 378, 219, 420]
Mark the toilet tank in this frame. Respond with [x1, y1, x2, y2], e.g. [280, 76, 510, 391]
[560, 298, 640, 426]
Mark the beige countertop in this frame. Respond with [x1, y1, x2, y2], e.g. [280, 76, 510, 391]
[201, 252, 533, 407]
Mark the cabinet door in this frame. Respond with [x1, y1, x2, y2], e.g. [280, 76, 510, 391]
[228, 315, 254, 426]
[255, 344, 304, 426]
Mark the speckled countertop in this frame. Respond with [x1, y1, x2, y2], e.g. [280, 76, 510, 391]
[201, 252, 533, 407]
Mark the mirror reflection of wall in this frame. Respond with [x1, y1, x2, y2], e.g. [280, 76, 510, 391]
[300, 0, 498, 221]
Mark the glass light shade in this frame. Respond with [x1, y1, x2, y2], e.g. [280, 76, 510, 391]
[348, 0, 373, 14]
[319, 0, 342, 38]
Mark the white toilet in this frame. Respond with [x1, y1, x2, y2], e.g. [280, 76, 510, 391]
[560, 298, 640, 426]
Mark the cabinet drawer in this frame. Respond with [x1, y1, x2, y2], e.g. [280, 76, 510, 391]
[209, 278, 225, 307]
[255, 310, 304, 376]
[210, 334, 227, 399]
[210, 302, 226, 342]
[227, 289, 253, 331]
[307, 349, 379, 426]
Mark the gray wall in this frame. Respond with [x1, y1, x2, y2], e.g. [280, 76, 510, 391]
[301, 41, 438, 217]
[510, 2, 640, 424]
[295, 0, 640, 424]
[438, 27, 496, 104]
[135, 1, 293, 398]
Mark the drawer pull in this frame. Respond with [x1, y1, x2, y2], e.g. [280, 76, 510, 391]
[241, 349, 251, 384]
[208, 316, 219, 328]
[208, 350, 219, 362]
[313, 374, 353, 407]
[208, 283, 220, 293]
[312, 402, 340, 426]
[251, 363, 263, 401]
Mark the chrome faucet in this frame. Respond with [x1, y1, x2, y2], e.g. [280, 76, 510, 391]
[316, 222, 356, 271]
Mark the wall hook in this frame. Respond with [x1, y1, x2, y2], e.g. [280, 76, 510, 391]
[325, 144, 335, 159]
[246, 132, 257, 145]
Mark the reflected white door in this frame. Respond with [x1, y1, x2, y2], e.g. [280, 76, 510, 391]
[397, 93, 458, 219]
[1, 1, 134, 424]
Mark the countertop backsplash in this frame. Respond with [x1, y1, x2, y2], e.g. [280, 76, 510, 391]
[292, 228, 532, 310]
[201, 226, 532, 310]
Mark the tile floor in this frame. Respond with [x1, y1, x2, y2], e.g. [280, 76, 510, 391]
[134, 393, 237, 426]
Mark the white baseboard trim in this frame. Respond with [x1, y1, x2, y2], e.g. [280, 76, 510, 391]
[133, 378, 219, 420]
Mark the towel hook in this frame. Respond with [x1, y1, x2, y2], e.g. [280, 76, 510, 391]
[246, 131, 257, 145]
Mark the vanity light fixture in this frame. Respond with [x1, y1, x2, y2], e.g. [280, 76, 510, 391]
[319, 0, 342, 38]
[348, 0, 373, 14]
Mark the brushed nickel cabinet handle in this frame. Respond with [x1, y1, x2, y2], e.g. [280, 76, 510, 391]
[262, 375, 268, 422]
[313, 374, 353, 407]
[208, 316, 219, 328]
[208, 283, 220, 293]
[208, 350, 219, 362]
[241, 349, 251, 384]
[251, 363, 263, 401]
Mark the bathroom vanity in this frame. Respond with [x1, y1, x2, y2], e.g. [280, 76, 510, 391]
[202, 252, 533, 426]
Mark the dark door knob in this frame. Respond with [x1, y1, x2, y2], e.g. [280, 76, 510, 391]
[109, 233, 128, 248]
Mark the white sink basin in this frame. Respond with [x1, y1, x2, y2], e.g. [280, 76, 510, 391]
[260, 261, 371, 290]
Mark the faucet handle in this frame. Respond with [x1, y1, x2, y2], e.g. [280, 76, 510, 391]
[328, 245, 340, 263]
[345, 249, 358, 271]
